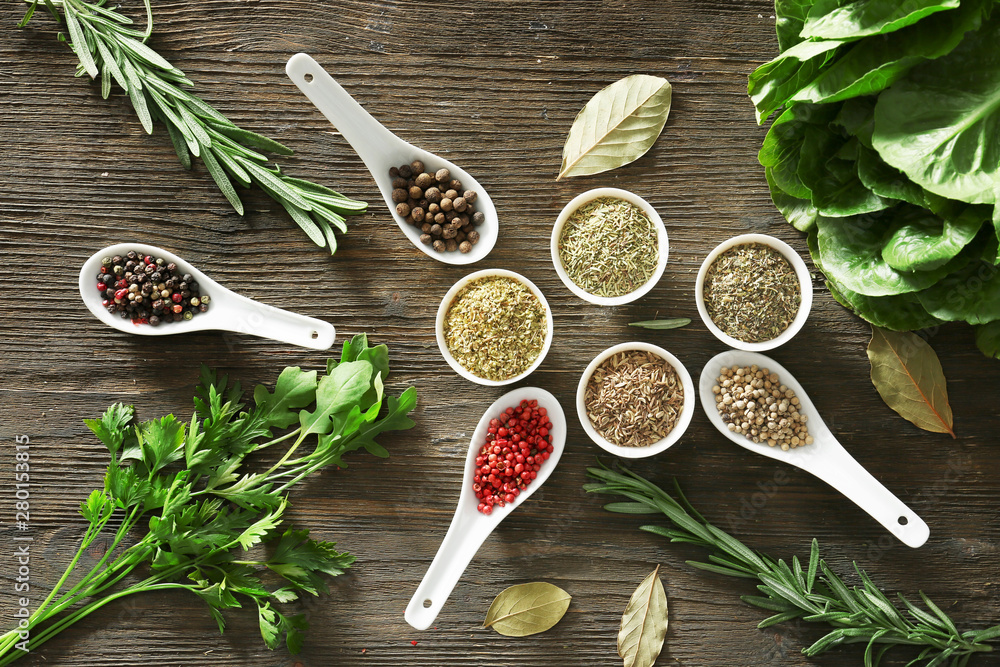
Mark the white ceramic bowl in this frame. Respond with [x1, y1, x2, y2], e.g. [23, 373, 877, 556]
[576, 341, 695, 458]
[550, 188, 669, 306]
[436, 269, 554, 386]
[695, 233, 813, 351]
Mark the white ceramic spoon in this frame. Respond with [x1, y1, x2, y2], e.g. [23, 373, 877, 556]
[79, 243, 335, 350]
[699, 350, 929, 548]
[405, 387, 567, 630]
[285, 53, 498, 265]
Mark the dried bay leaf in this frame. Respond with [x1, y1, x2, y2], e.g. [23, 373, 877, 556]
[483, 582, 571, 637]
[557, 75, 672, 180]
[618, 565, 668, 667]
[867, 326, 955, 436]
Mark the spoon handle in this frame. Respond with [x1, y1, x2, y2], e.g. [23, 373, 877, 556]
[286, 53, 402, 174]
[807, 440, 929, 548]
[219, 292, 335, 350]
[404, 503, 496, 630]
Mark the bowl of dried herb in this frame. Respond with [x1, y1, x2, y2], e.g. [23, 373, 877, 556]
[436, 269, 554, 386]
[576, 341, 694, 458]
[695, 234, 813, 351]
[551, 188, 668, 306]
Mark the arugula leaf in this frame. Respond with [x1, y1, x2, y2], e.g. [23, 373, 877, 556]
[253, 367, 318, 430]
[298, 361, 373, 437]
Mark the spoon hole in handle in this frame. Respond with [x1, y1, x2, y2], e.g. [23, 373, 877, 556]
[801, 441, 929, 548]
[404, 507, 496, 631]
[219, 291, 335, 351]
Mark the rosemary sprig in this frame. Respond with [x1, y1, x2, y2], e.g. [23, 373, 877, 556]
[584, 464, 1000, 667]
[18, 0, 366, 254]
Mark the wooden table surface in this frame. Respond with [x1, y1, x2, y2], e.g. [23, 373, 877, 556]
[2, 1, 999, 665]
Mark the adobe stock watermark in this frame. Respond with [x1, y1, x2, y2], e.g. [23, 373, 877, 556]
[11, 435, 32, 653]
[724, 468, 791, 534]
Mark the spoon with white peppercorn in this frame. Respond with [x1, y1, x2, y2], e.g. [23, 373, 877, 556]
[698, 350, 929, 548]
[285, 53, 498, 265]
[79, 243, 335, 350]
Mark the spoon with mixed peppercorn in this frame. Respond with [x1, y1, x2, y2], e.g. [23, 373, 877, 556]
[698, 350, 929, 548]
[286, 53, 498, 265]
[405, 386, 566, 631]
[79, 243, 335, 349]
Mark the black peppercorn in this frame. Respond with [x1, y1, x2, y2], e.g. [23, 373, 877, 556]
[126, 251, 137, 260]
[199, 303, 209, 313]
[166, 262, 177, 272]
[149, 316, 161, 327]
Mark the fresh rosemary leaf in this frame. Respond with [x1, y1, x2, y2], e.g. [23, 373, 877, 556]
[201, 145, 245, 215]
[18, 0, 38, 29]
[237, 158, 314, 211]
[308, 202, 349, 234]
[280, 199, 326, 249]
[213, 147, 252, 188]
[93, 34, 127, 91]
[628, 317, 690, 330]
[116, 32, 175, 71]
[321, 220, 339, 254]
[63, 4, 98, 77]
[209, 123, 294, 155]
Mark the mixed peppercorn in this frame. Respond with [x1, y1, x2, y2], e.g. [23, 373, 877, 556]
[389, 160, 484, 253]
[96, 251, 209, 326]
[473, 399, 554, 515]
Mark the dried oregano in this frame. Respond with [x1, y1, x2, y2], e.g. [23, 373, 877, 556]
[444, 276, 547, 381]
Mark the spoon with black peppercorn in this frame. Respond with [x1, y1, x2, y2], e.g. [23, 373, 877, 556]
[698, 350, 929, 548]
[404, 387, 566, 631]
[79, 243, 335, 350]
[285, 53, 498, 265]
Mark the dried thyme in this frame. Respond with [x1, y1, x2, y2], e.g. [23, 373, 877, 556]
[703, 242, 800, 343]
[444, 276, 548, 381]
[558, 197, 659, 297]
[584, 350, 683, 447]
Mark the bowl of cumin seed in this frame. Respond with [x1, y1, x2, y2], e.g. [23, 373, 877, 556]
[576, 342, 694, 458]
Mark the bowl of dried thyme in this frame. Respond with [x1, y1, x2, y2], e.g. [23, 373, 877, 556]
[551, 188, 668, 306]
[695, 234, 813, 351]
[576, 342, 694, 458]
[436, 269, 554, 386]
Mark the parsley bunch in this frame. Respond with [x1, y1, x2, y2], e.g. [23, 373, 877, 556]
[0, 335, 416, 663]
[18, 0, 367, 254]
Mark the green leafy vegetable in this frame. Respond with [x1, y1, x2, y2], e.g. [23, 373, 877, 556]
[618, 566, 668, 667]
[752, 1, 1000, 357]
[975, 320, 1000, 358]
[872, 16, 1000, 205]
[867, 326, 955, 436]
[558, 74, 672, 180]
[0, 335, 416, 663]
[18, 0, 367, 254]
[585, 464, 1000, 665]
[483, 582, 571, 637]
[800, 0, 960, 41]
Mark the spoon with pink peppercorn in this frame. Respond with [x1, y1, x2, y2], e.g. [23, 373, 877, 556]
[285, 53, 498, 265]
[79, 243, 335, 350]
[405, 387, 566, 631]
